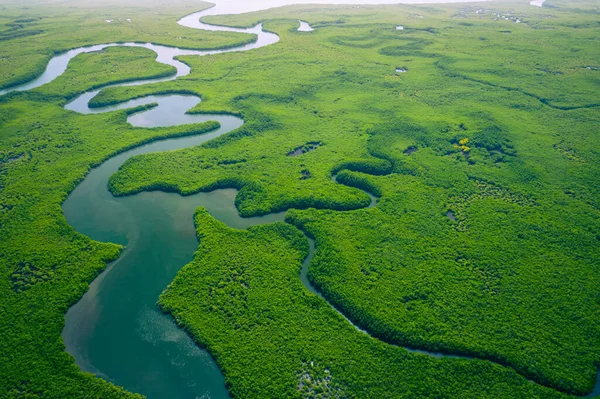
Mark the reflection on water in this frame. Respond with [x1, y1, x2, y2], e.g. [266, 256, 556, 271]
[298, 20, 314, 32]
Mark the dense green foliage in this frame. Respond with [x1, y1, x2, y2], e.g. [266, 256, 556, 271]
[0, 35, 221, 398]
[0, 0, 599, 398]
[159, 208, 567, 398]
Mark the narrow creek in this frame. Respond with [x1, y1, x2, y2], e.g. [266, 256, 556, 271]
[1, 2, 597, 398]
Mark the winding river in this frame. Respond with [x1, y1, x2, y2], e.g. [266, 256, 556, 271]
[59, 9, 278, 399]
[1, 1, 597, 398]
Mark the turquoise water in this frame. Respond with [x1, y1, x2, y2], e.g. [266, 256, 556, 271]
[61, 113, 284, 398]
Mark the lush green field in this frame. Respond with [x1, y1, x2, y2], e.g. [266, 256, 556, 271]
[1, 0, 599, 397]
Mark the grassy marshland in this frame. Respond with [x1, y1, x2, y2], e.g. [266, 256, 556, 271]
[0, 0, 599, 397]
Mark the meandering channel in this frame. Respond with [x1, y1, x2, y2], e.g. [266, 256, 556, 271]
[58, 9, 277, 399]
[1, 3, 598, 398]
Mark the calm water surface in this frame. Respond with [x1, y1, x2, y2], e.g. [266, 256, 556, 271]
[56, 6, 282, 399]
[62, 115, 285, 398]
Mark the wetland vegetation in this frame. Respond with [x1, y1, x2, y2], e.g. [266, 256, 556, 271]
[0, 0, 599, 398]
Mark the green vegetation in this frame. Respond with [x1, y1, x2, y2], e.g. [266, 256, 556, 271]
[0, 35, 219, 398]
[0, 0, 254, 90]
[158, 208, 567, 398]
[0, 0, 599, 397]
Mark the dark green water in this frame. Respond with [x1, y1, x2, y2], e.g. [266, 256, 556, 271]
[51, 10, 281, 396]
[62, 110, 285, 398]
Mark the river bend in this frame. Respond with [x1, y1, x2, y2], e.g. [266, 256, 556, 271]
[0, 3, 597, 399]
